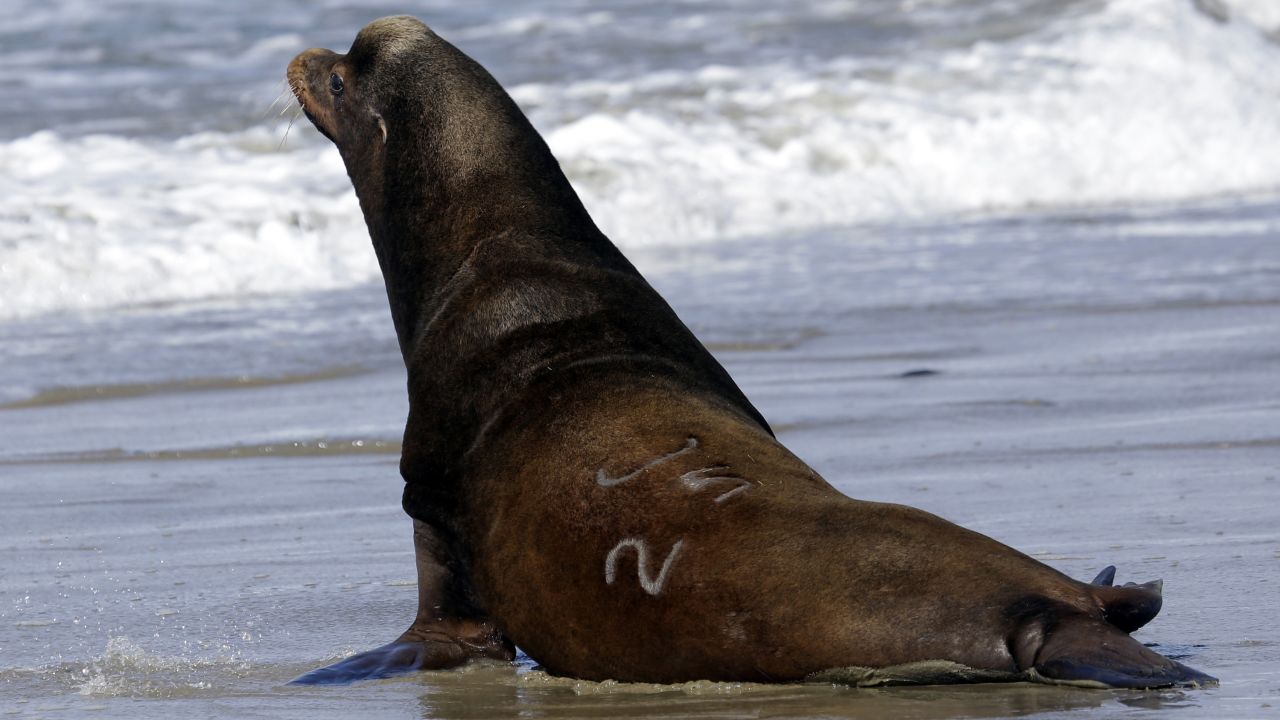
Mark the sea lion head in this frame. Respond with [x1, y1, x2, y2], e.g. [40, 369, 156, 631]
[287, 16, 554, 206]
[286, 16, 602, 348]
[287, 14, 594, 265]
[288, 17, 456, 164]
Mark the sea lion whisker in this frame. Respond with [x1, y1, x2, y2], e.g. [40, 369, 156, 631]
[279, 107, 303, 150]
[263, 81, 295, 120]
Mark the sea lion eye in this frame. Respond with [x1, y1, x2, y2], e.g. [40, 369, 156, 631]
[329, 73, 344, 95]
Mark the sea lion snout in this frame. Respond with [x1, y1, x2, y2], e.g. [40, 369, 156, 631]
[288, 48, 342, 142]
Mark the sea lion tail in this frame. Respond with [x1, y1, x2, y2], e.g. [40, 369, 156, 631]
[1014, 608, 1216, 689]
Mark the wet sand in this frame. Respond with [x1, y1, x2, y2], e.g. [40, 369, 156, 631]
[2, 204, 1278, 718]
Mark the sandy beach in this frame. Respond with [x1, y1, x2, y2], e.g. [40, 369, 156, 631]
[3, 197, 1278, 718]
[4, 0, 1280, 716]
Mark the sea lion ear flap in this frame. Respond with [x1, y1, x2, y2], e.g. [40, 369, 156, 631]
[375, 113, 388, 144]
[1022, 613, 1215, 689]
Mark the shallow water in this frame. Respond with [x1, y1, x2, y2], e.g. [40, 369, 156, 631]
[4, 198, 1279, 717]
[3, 0, 1280, 717]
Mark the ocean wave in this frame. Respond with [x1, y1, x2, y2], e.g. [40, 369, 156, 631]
[0, 128, 375, 319]
[1218, 0, 1280, 32]
[528, 0, 1280, 244]
[2, 0, 1277, 319]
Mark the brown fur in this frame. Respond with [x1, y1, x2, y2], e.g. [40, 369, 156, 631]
[286, 16, 1213, 688]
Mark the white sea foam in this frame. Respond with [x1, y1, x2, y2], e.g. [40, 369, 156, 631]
[0, 128, 375, 319]
[531, 0, 1280, 245]
[71, 637, 245, 697]
[1220, 0, 1280, 32]
[2, 0, 1278, 319]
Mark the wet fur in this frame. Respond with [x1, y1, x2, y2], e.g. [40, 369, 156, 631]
[287, 16, 1214, 689]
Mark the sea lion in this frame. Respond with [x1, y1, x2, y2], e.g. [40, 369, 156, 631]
[285, 16, 1215, 689]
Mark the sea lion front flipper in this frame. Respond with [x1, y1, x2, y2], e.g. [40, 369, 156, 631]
[1020, 612, 1216, 689]
[290, 519, 514, 685]
[288, 623, 512, 685]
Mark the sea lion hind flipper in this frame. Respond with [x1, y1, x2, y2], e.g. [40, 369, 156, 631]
[1090, 565, 1117, 587]
[1026, 614, 1216, 689]
[1095, 578, 1163, 633]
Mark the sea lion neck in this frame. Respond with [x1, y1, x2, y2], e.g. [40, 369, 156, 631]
[347, 39, 609, 357]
